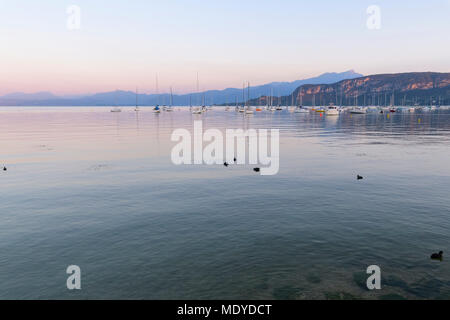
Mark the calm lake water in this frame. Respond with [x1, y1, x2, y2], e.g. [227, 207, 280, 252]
[1, 106, 449, 300]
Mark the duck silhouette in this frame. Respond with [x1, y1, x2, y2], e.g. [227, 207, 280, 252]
[431, 251, 443, 261]
[233, 157, 237, 163]
[357, 175, 363, 180]
[253, 168, 260, 173]
[3, 166, 6, 171]
[223, 162, 229, 167]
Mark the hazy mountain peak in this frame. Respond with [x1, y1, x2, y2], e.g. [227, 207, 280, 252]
[1, 91, 58, 101]
[0, 70, 365, 106]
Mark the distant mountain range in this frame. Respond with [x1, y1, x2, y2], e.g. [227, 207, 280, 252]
[0, 92, 59, 101]
[0, 70, 363, 106]
[250, 72, 450, 106]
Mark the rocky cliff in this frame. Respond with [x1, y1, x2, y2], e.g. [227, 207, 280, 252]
[253, 72, 450, 106]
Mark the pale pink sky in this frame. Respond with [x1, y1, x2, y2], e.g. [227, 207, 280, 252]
[1, 0, 449, 95]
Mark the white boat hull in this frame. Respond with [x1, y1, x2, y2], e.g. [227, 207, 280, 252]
[326, 111, 339, 116]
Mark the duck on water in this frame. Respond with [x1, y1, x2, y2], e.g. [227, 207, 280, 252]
[431, 251, 443, 261]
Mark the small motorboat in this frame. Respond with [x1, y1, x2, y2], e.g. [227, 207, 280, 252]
[110, 107, 122, 113]
[295, 106, 309, 113]
[192, 107, 202, 114]
[350, 107, 367, 114]
[326, 106, 339, 116]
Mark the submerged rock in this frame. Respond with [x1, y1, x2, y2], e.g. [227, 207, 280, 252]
[324, 291, 359, 300]
[379, 293, 407, 300]
[272, 286, 302, 300]
[305, 273, 322, 284]
[353, 272, 367, 290]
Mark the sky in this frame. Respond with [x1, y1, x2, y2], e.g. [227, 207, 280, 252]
[0, 0, 449, 95]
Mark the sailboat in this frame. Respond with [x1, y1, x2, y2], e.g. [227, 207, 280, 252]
[389, 91, 396, 112]
[192, 73, 203, 114]
[275, 95, 283, 111]
[238, 83, 246, 112]
[255, 96, 262, 112]
[201, 94, 207, 113]
[245, 82, 254, 114]
[275, 90, 283, 111]
[234, 96, 239, 112]
[192, 93, 202, 114]
[295, 94, 308, 113]
[192, 102, 202, 114]
[153, 74, 161, 113]
[288, 92, 296, 111]
[350, 93, 366, 114]
[110, 90, 122, 112]
[206, 96, 213, 110]
[134, 87, 140, 112]
[166, 87, 174, 111]
[268, 88, 276, 111]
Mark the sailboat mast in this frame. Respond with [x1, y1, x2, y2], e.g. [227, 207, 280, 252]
[271, 88, 273, 107]
[155, 73, 159, 106]
[247, 82, 250, 108]
[197, 72, 200, 106]
[242, 82, 245, 107]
